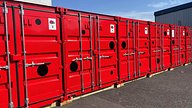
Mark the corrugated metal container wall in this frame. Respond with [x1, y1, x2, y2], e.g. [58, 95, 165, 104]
[155, 8, 192, 26]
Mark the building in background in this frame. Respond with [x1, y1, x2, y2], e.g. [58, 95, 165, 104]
[155, 2, 192, 26]
[15, 0, 52, 6]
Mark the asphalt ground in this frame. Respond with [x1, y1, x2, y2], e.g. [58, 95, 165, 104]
[61, 64, 192, 108]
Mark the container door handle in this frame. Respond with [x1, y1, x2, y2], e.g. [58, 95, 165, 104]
[174, 48, 179, 50]
[0, 65, 9, 70]
[72, 57, 82, 61]
[100, 55, 111, 59]
[26, 61, 51, 67]
[153, 49, 161, 53]
[124, 53, 135, 56]
[138, 52, 145, 55]
[163, 49, 168, 52]
[83, 56, 92, 60]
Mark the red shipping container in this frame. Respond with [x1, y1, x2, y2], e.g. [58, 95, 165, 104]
[1, 1, 192, 108]
[135, 20, 150, 77]
[0, 1, 63, 108]
[117, 18, 135, 81]
[62, 10, 118, 98]
[161, 24, 171, 70]
[149, 23, 172, 73]
[149, 22, 163, 73]
[185, 27, 192, 63]
[170, 25, 181, 67]
[179, 26, 186, 65]
[170, 25, 186, 67]
[117, 18, 150, 81]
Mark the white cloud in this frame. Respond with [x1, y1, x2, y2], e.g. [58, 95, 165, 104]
[148, 2, 168, 8]
[148, 0, 191, 9]
[111, 11, 154, 21]
[109, 0, 191, 22]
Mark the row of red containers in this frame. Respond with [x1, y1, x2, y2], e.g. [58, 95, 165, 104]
[0, 1, 192, 108]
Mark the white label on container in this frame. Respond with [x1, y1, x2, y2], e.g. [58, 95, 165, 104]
[167, 29, 170, 35]
[172, 30, 175, 37]
[183, 31, 185, 36]
[110, 24, 115, 33]
[145, 27, 148, 34]
[48, 18, 56, 30]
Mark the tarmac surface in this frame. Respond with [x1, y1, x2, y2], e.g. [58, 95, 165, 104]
[61, 64, 192, 108]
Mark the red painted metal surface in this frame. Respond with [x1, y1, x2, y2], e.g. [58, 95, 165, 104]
[117, 18, 135, 81]
[179, 26, 186, 65]
[17, 7, 63, 108]
[170, 25, 186, 67]
[135, 20, 150, 77]
[170, 25, 180, 67]
[161, 24, 171, 70]
[0, 1, 63, 108]
[149, 22, 171, 73]
[185, 27, 192, 63]
[149, 22, 163, 73]
[63, 13, 95, 95]
[62, 10, 118, 98]
[1, 1, 192, 108]
[0, 3, 18, 108]
[117, 18, 150, 81]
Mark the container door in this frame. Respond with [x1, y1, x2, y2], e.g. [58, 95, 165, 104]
[63, 13, 95, 94]
[185, 27, 192, 63]
[162, 25, 171, 70]
[171, 26, 179, 67]
[189, 28, 192, 62]
[0, 2, 18, 108]
[150, 23, 163, 73]
[14, 5, 63, 107]
[118, 20, 135, 81]
[180, 27, 186, 65]
[96, 16, 118, 87]
[136, 21, 150, 77]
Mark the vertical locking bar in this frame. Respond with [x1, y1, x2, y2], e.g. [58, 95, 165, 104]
[137, 22, 140, 76]
[3, 2, 14, 108]
[178, 27, 180, 65]
[126, 20, 130, 79]
[190, 28, 191, 61]
[155, 24, 158, 72]
[89, 15, 94, 90]
[96, 16, 102, 87]
[190, 28, 192, 62]
[20, 4, 29, 107]
[159, 25, 162, 70]
[178, 27, 181, 65]
[162, 25, 164, 69]
[133, 22, 136, 78]
[174, 26, 176, 67]
[78, 13, 84, 93]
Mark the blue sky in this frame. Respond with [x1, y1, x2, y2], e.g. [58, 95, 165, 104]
[52, 0, 191, 21]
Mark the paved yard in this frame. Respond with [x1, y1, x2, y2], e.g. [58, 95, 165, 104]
[61, 64, 192, 108]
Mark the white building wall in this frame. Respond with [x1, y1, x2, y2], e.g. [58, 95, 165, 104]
[15, 0, 52, 6]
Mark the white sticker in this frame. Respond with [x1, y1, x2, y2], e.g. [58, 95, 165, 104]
[144, 27, 148, 34]
[110, 24, 115, 33]
[183, 31, 185, 36]
[167, 29, 170, 35]
[172, 30, 175, 37]
[48, 18, 56, 30]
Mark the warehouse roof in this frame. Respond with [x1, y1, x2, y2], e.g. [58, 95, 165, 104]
[154, 2, 192, 16]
